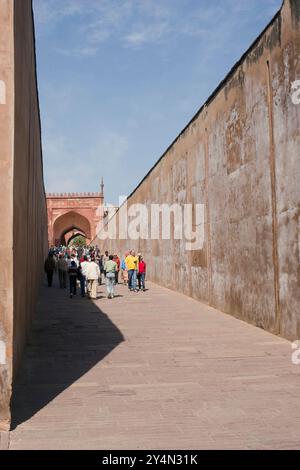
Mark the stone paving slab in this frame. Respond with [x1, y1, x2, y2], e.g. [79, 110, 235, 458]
[9, 279, 300, 450]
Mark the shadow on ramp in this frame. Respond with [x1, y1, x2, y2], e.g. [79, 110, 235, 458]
[11, 280, 124, 430]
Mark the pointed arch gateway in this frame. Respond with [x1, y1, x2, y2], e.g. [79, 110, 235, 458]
[53, 211, 92, 246]
[46, 191, 105, 246]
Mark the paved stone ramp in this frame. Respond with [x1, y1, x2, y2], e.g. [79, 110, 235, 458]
[9, 280, 300, 450]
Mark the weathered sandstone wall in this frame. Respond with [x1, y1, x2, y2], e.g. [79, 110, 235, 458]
[0, 0, 48, 431]
[94, 0, 300, 341]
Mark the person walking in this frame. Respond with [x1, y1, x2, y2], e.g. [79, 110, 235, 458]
[57, 254, 68, 289]
[137, 256, 147, 291]
[97, 253, 104, 285]
[113, 254, 121, 284]
[80, 255, 89, 295]
[103, 250, 109, 277]
[104, 255, 117, 299]
[120, 252, 129, 285]
[68, 261, 78, 298]
[44, 253, 56, 287]
[125, 250, 138, 292]
[86, 257, 100, 300]
[77, 263, 86, 298]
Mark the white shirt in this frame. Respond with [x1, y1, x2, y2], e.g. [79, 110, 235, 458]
[81, 261, 90, 277]
[86, 261, 100, 280]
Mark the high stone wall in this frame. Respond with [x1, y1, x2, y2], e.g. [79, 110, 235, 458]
[0, 0, 48, 431]
[0, 0, 14, 434]
[94, 0, 300, 341]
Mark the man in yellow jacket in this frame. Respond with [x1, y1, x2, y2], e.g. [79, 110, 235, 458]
[125, 250, 138, 292]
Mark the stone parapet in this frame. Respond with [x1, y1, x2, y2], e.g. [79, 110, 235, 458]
[46, 192, 103, 198]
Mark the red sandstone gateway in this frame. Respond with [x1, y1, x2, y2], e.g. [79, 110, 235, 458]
[46, 185, 105, 246]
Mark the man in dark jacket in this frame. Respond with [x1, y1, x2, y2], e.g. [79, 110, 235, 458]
[44, 253, 57, 287]
[68, 261, 78, 298]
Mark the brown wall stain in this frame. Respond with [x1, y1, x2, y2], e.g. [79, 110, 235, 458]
[289, 0, 300, 26]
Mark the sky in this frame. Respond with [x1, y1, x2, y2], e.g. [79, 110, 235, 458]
[33, 0, 282, 205]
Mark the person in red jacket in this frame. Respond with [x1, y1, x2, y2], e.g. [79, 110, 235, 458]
[137, 256, 146, 291]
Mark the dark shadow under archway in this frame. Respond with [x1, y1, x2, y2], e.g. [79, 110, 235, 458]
[11, 277, 124, 430]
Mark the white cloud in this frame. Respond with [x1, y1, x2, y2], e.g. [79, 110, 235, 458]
[34, 0, 282, 57]
[36, 0, 283, 202]
[124, 21, 170, 47]
[33, 0, 85, 25]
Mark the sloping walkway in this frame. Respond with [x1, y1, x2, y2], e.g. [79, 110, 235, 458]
[9, 279, 300, 450]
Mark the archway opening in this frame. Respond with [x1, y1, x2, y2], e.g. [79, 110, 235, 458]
[61, 226, 87, 245]
[53, 211, 92, 246]
[67, 232, 87, 247]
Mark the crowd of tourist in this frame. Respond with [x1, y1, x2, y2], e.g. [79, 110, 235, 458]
[44, 246, 147, 300]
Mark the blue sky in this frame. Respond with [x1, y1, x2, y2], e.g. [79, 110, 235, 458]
[33, 0, 282, 205]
